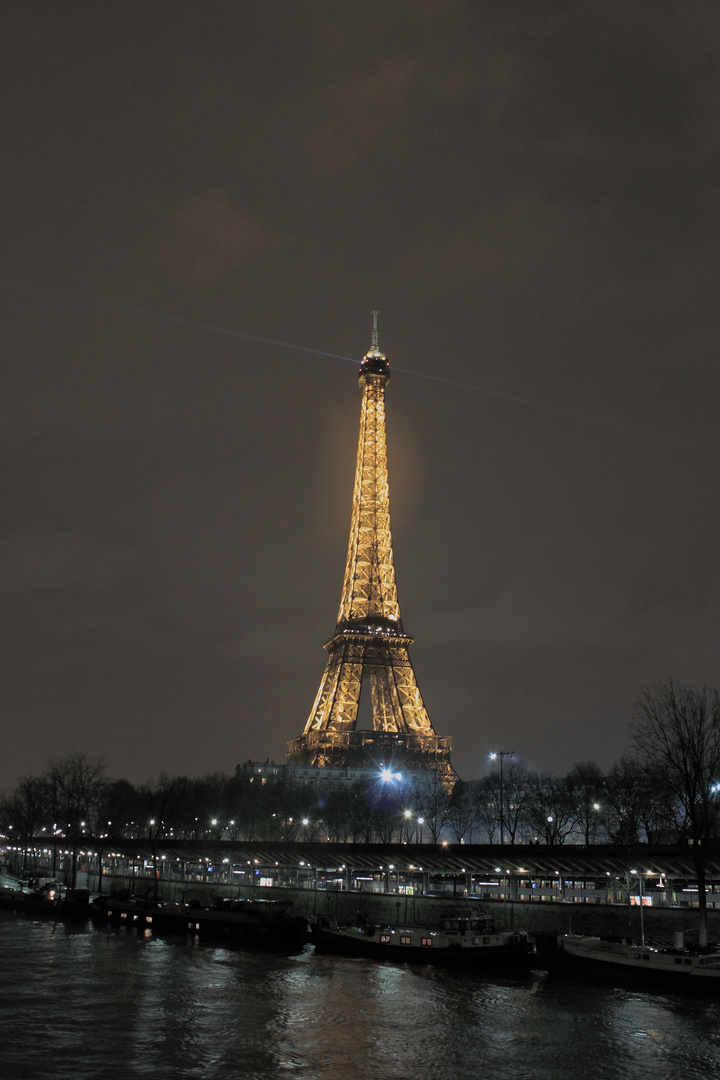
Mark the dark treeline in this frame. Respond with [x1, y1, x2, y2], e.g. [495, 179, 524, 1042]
[0, 752, 662, 849]
[2, 679, 719, 851]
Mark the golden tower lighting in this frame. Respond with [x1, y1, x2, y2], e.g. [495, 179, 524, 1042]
[287, 314, 454, 780]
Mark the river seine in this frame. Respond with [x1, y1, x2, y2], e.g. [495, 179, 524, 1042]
[1, 913, 719, 1080]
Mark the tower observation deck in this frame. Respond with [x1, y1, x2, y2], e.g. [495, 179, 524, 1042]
[287, 315, 455, 782]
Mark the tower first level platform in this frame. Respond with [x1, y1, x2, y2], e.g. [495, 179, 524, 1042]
[287, 316, 455, 782]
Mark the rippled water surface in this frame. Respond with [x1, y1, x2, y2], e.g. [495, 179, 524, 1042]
[1, 914, 719, 1079]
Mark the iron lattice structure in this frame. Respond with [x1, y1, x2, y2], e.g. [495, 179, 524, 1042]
[288, 317, 455, 782]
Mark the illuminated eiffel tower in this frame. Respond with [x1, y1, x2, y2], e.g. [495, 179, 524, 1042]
[287, 315, 455, 781]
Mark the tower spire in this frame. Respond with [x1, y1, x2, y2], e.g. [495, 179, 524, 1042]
[371, 309, 379, 354]
[361, 309, 388, 375]
[287, 319, 455, 782]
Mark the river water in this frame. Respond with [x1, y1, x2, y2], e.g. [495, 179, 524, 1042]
[1, 913, 719, 1080]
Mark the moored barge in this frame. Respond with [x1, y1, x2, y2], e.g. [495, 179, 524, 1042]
[309, 910, 534, 967]
[91, 894, 307, 947]
[555, 934, 720, 989]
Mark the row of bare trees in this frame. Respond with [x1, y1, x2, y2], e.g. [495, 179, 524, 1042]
[0, 753, 631, 851]
[454, 757, 667, 847]
[2, 681, 719, 852]
[2, 682, 719, 853]
[0, 761, 457, 848]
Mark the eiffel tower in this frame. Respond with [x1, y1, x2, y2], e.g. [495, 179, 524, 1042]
[287, 315, 455, 781]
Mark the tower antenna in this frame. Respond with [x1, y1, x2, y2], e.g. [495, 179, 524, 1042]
[371, 310, 380, 354]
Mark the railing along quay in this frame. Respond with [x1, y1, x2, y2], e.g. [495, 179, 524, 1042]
[5, 839, 720, 909]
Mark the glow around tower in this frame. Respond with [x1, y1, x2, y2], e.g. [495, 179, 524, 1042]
[287, 315, 455, 781]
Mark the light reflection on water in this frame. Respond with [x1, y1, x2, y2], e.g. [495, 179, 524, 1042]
[1, 914, 719, 1080]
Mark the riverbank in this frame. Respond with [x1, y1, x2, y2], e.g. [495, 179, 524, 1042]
[96, 872, 720, 943]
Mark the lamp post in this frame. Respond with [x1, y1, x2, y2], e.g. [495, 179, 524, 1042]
[631, 869, 646, 946]
[490, 751, 514, 846]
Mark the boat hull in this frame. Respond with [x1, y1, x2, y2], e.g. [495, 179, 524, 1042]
[91, 896, 307, 948]
[0, 887, 91, 921]
[554, 935, 720, 991]
[310, 921, 535, 967]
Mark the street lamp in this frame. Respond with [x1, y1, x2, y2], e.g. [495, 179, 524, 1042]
[490, 751, 514, 846]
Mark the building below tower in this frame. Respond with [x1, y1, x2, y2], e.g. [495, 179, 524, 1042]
[287, 730, 454, 777]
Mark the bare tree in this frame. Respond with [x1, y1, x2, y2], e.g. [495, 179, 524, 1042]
[522, 773, 576, 844]
[470, 775, 500, 843]
[2, 776, 48, 876]
[446, 781, 476, 843]
[320, 781, 365, 842]
[601, 757, 652, 844]
[565, 761, 606, 844]
[98, 778, 142, 837]
[500, 760, 534, 844]
[631, 679, 720, 948]
[408, 768, 451, 843]
[44, 754, 107, 885]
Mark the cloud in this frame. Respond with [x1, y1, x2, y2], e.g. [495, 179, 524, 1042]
[152, 186, 292, 289]
[306, 55, 420, 172]
[0, 528, 137, 596]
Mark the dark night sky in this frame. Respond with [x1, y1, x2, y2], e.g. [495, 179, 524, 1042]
[2, 1, 720, 793]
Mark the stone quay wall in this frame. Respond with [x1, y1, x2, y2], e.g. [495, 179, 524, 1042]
[101, 872, 720, 943]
